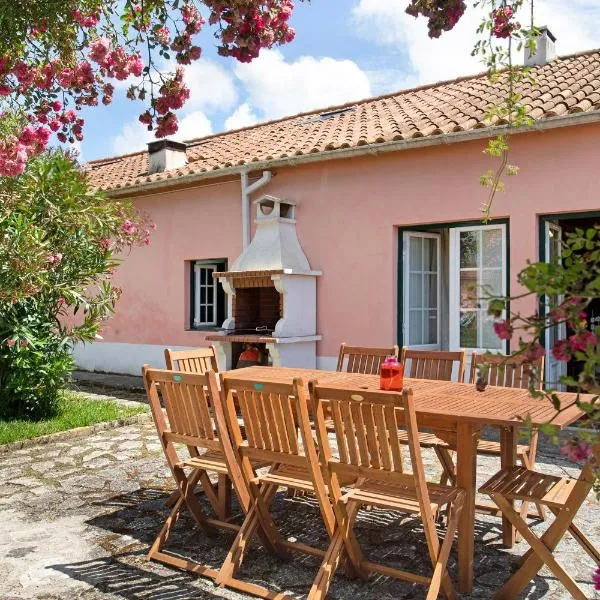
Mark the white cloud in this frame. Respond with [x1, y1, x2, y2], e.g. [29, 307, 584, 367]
[224, 103, 259, 130]
[352, 0, 600, 90]
[232, 49, 371, 120]
[176, 110, 213, 141]
[112, 109, 212, 154]
[183, 59, 238, 113]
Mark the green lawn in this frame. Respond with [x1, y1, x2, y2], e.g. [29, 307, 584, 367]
[0, 392, 147, 445]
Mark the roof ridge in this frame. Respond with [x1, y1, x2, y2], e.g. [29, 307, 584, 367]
[86, 46, 600, 167]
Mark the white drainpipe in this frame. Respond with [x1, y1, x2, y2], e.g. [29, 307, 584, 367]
[241, 170, 272, 249]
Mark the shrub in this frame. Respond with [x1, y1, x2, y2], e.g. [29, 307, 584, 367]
[0, 151, 152, 419]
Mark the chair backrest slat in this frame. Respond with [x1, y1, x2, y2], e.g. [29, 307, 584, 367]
[401, 348, 466, 382]
[311, 386, 432, 495]
[337, 343, 399, 375]
[469, 353, 545, 390]
[311, 387, 414, 477]
[145, 368, 217, 444]
[164, 346, 219, 375]
[222, 377, 304, 460]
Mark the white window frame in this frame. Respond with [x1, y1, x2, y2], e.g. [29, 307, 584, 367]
[545, 221, 566, 390]
[193, 262, 218, 327]
[449, 223, 507, 353]
[403, 231, 441, 349]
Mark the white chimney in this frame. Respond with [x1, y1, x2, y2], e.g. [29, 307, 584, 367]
[147, 139, 187, 174]
[525, 27, 556, 66]
[230, 195, 313, 274]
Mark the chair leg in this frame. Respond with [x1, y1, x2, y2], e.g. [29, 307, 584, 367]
[426, 496, 463, 600]
[216, 483, 285, 587]
[547, 506, 600, 564]
[491, 494, 587, 600]
[148, 494, 185, 560]
[435, 446, 457, 486]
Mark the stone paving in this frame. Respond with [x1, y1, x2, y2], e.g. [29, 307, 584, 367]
[1, 409, 599, 600]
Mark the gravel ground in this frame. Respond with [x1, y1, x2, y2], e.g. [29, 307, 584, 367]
[1, 399, 599, 600]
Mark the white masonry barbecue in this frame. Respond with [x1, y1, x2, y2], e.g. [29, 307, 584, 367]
[206, 195, 321, 369]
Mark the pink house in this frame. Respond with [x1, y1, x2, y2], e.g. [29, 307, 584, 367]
[80, 38, 600, 385]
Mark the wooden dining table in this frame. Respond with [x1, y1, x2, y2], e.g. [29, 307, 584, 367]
[223, 365, 588, 594]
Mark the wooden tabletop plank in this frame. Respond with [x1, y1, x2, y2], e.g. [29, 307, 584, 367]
[224, 366, 587, 429]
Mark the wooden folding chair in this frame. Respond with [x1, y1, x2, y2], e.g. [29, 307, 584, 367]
[143, 366, 265, 578]
[469, 352, 546, 520]
[309, 384, 465, 600]
[479, 448, 600, 600]
[164, 346, 219, 373]
[401, 348, 466, 382]
[398, 349, 466, 488]
[336, 343, 399, 375]
[215, 376, 358, 599]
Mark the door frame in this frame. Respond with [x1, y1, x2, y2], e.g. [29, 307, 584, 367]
[448, 223, 508, 353]
[397, 218, 509, 349]
[402, 231, 441, 350]
[538, 211, 600, 383]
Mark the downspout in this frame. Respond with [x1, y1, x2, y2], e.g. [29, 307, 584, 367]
[241, 169, 272, 249]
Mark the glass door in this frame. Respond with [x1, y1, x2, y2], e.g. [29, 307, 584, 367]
[403, 232, 441, 349]
[545, 221, 566, 390]
[449, 224, 506, 352]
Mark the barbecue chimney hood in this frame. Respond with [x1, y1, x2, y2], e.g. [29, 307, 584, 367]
[230, 195, 316, 274]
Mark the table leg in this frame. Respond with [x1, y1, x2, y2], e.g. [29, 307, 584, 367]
[500, 426, 517, 548]
[456, 421, 479, 594]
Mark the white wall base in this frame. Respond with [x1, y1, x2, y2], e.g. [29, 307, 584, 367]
[74, 343, 341, 376]
[316, 356, 338, 371]
[73, 342, 192, 375]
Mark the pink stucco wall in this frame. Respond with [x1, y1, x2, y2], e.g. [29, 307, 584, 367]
[99, 121, 600, 359]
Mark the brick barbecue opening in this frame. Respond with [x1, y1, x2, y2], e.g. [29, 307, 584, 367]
[233, 286, 281, 330]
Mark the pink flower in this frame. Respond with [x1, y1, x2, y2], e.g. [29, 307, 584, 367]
[493, 319, 512, 341]
[593, 565, 600, 590]
[552, 339, 572, 362]
[122, 219, 137, 234]
[52, 100, 62, 112]
[4, 338, 16, 348]
[20, 338, 29, 348]
[46, 254, 55, 264]
[569, 331, 597, 353]
[0, 83, 11, 96]
[560, 438, 593, 463]
[138, 111, 152, 126]
[49, 119, 61, 132]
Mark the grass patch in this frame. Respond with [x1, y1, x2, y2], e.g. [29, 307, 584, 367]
[0, 391, 147, 445]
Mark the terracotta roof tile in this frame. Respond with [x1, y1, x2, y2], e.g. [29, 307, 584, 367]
[86, 49, 600, 193]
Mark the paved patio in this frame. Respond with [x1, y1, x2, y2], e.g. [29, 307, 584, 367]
[1, 395, 599, 599]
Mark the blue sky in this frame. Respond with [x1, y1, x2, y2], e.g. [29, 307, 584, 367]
[78, 0, 600, 163]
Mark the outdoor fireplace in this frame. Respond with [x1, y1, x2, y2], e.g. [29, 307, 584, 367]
[206, 195, 321, 369]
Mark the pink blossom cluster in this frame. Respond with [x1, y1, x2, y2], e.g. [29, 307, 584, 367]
[118, 219, 156, 247]
[560, 437, 594, 463]
[594, 565, 600, 591]
[140, 67, 190, 137]
[3, 338, 29, 348]
[88, 38, 143, 81]
[0, 124, 50, 176]
[72, 9, 100, 28]
[169, 3, 205, 64]
[405, 0, 466, 38]
[552, 331, 598, 362]
[493, 319, 513, 340]
[491, 6, 521, 39]
[206, 0, 295, 63]
[46, 252, 63, 268]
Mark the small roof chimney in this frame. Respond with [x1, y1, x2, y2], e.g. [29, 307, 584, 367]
[147, 139, 187, 174]
[525, 27, 557, 67]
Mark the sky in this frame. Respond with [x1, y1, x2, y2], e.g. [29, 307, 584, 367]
[78, 0, 600, 163]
